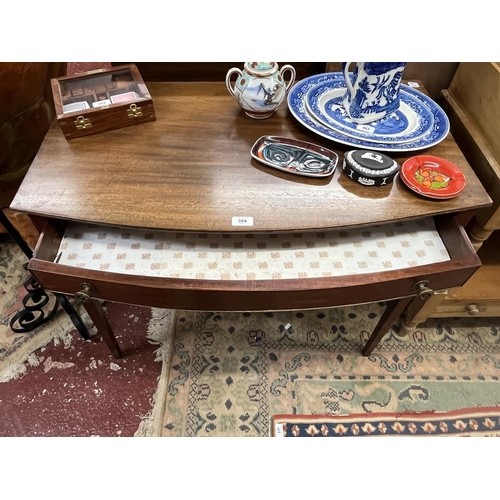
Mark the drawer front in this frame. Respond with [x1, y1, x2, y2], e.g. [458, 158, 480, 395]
[430, 297, 500, 318]
[28, 216, 481, 312]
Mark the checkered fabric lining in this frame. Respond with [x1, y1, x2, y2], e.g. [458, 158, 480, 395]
[56, 217, 450, 281]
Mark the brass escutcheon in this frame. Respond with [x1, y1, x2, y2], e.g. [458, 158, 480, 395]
[74, 115, 92, 129]
[127, 103, 143, 118]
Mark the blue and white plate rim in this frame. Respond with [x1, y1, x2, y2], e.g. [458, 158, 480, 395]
[287, 72, 450, 152]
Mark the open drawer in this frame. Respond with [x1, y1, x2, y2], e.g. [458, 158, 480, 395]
[29, 214, 480, 313]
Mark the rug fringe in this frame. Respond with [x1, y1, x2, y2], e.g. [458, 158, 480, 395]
[134, 308, 176, 437]
[0, 361, 29, 383]
[25, 352, 42, 367]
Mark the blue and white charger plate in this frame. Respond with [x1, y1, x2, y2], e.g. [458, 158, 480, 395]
[287, 73, 450, 152]
[305, 80, 434, 144]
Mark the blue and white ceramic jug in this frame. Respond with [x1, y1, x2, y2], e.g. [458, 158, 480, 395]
[225, 62, 296, 119]
[342, 62, 406, 124]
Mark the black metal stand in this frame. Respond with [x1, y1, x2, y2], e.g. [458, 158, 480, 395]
[0, 210, 91, 339]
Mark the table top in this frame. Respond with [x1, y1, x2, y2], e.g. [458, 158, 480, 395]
[11, 81, 492, 233]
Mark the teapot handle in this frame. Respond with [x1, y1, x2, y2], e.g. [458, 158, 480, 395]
[280, 64, 297, 93]
[342, 62, 354, 95]
[225, 67, 243, 97]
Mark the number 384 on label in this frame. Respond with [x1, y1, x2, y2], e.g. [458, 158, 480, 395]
[231, 216, 254, 227]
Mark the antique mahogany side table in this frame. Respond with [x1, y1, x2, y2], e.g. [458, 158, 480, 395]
[10, 81, 492, 358]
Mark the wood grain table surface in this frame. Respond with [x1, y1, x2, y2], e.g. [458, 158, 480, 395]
[11, 81, 492, 233]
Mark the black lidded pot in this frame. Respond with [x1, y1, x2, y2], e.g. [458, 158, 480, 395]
[343, 149, 401, 187]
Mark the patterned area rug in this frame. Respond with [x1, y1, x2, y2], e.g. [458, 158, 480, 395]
[162, 307, 500, 437]
[271, 407, 500, 437]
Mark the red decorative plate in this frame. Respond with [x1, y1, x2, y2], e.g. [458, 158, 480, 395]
[400, 155, 466, 199]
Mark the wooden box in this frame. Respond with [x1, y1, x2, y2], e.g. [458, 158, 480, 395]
[51, 64, 156, 140]
[448, 62, 500, 164]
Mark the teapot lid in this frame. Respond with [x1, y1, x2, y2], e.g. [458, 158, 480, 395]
[244, 62, 279, 77]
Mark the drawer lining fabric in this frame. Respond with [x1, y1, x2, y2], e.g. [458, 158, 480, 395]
[56, 217, 450, 281]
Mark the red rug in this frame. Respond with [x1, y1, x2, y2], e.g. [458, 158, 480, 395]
[272, 407, 500, 437]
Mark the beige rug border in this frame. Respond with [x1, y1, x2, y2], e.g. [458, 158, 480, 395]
[134, 308, 176, 437]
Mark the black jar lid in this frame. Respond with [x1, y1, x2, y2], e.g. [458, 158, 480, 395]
[343, 149, 400, 186]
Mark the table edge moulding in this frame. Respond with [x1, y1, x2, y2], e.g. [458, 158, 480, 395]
[9, 79, 492, 359]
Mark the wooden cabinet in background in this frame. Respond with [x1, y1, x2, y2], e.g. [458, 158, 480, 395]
[401, 63, 500, 331]
[448, 62, 500, 168]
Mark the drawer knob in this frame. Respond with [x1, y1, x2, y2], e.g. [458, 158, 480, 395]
[74, 283, 96, 303]
[414, 280, 434, 300]
[466, 304, 479, 315]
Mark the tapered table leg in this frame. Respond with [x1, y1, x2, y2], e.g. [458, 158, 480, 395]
[82, 298, 123, 359]
[56, 295, 91, 340]
[399, 291, 447, 336]
[362, 297, 413, 356]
